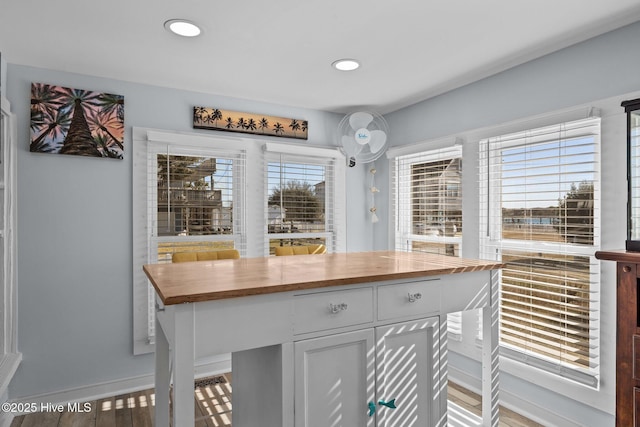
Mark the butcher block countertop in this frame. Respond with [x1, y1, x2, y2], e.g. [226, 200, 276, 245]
[144, 250, 505, 305]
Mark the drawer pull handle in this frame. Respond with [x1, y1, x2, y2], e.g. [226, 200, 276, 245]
[329, 303, 348, 314]
[378, 398, 397, 409]
[407, 292, 422, 303]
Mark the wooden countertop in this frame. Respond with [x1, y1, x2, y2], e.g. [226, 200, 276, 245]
[144, 250, 504, 305]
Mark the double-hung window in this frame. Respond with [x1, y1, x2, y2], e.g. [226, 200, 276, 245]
[392, 145, 463, 256]
[132, 129, 246, 353]
[149, 147, 245, 261]
[263, 143, 345, 255]
[479, 117, 601, 385]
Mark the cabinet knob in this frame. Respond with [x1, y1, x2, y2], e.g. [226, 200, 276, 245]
[368, 398, 397, 416]
[407, 292, 422, 303]
[329, 303, 348, 314]
[378, 398, 397, 409]
[368, 401, 376, 416]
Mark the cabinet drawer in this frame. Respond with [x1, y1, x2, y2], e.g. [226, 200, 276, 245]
[294, 287, 373, 335]
[378, 279, 440, 321]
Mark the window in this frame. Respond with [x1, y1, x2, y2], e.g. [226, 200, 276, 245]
[391, 144, 463, 337]
[392, 145, 463, 256]
[479, 117, 601, 385]
[132, 129, 246, 353]
[133, 134, 344, 353]
[623, 98, 640, 247]
[264, 143, 345, 255]
[151, 150, 245, 262]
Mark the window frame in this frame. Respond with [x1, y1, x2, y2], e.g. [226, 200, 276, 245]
[478, 117, 601, 386]
[391, 144, 463, 255]
[263, 142, 346, 255]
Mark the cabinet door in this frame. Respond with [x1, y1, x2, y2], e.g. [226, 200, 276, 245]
[376, 318, 440, 427]
[295, 329, 376, 427]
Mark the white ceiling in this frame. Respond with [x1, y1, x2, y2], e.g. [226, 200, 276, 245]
[2, 0, 640, 114]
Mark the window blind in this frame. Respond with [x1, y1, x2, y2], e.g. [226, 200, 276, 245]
[264, 151, 338, 255]
[392, 145, 463, 255]
[391, 145, 463, 337]
[149, 147, 246, 263]
[479, 117, 600, 385]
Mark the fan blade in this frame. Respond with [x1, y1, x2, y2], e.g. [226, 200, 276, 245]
[368, 130, 387, 153]
[342, 135, 363, 157]
[349, 112, 373, 130]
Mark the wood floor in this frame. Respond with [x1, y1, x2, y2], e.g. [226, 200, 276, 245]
[10, 374, 542, 427]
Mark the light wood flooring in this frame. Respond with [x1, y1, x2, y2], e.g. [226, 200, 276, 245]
[10, 374, 542, 427]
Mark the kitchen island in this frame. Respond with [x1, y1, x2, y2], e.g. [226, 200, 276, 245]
[144, 250, 503, 427]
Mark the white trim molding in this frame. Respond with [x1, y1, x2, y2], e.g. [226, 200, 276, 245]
[7, 355, 230, 416]
[0, 97, 20, 399]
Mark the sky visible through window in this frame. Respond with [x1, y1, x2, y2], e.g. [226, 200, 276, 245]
[501, 135, 595, 211]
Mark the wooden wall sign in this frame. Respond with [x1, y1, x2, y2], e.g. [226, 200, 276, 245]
[194, 106, 308, 140]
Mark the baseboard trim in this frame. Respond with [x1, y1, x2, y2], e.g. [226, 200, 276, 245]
[448, 364, 583, 427]
[0, 353, 21, 398]
[8, 355, 231, 413]
[0, 411, 13, 427]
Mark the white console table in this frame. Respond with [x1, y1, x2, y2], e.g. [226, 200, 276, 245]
[143, 251, 503, 427]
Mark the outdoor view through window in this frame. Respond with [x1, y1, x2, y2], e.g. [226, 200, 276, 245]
[482, 118, 600, 379]
[155, 154, 237, 262]
[267, 160, 328, 255]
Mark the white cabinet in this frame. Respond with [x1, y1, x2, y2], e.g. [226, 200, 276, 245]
[295, 329, 376, 427]
[294, 317, 440, 427]
[376, 318, 440, 427]
[158, 265, 500, 427]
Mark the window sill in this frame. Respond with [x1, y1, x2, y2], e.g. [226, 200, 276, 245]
[500, 355, 612, 415]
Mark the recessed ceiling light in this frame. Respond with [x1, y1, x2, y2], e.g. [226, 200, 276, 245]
[332, 59, 360, 71]
[164, 19, 202, 37]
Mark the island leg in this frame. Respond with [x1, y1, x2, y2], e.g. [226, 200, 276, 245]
[155, 309, 170, 427]
[172, 304, 195, 427]
[482, 269, 500, 427]
[437, 314, 449, 427]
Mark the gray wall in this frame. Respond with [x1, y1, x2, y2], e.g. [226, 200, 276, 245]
[5, 67, 355, 398]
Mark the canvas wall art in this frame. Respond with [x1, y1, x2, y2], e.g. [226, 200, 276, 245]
[30, 83, 124, 159]
[194, 106, 308, 140]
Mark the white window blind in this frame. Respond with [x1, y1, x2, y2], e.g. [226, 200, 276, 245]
[392, 145, 463, 255]
[391, 145, 463, 337]
[479, 117, 601, 386]
[149, 146, 246, 262]
[264, 147, 342, 255]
